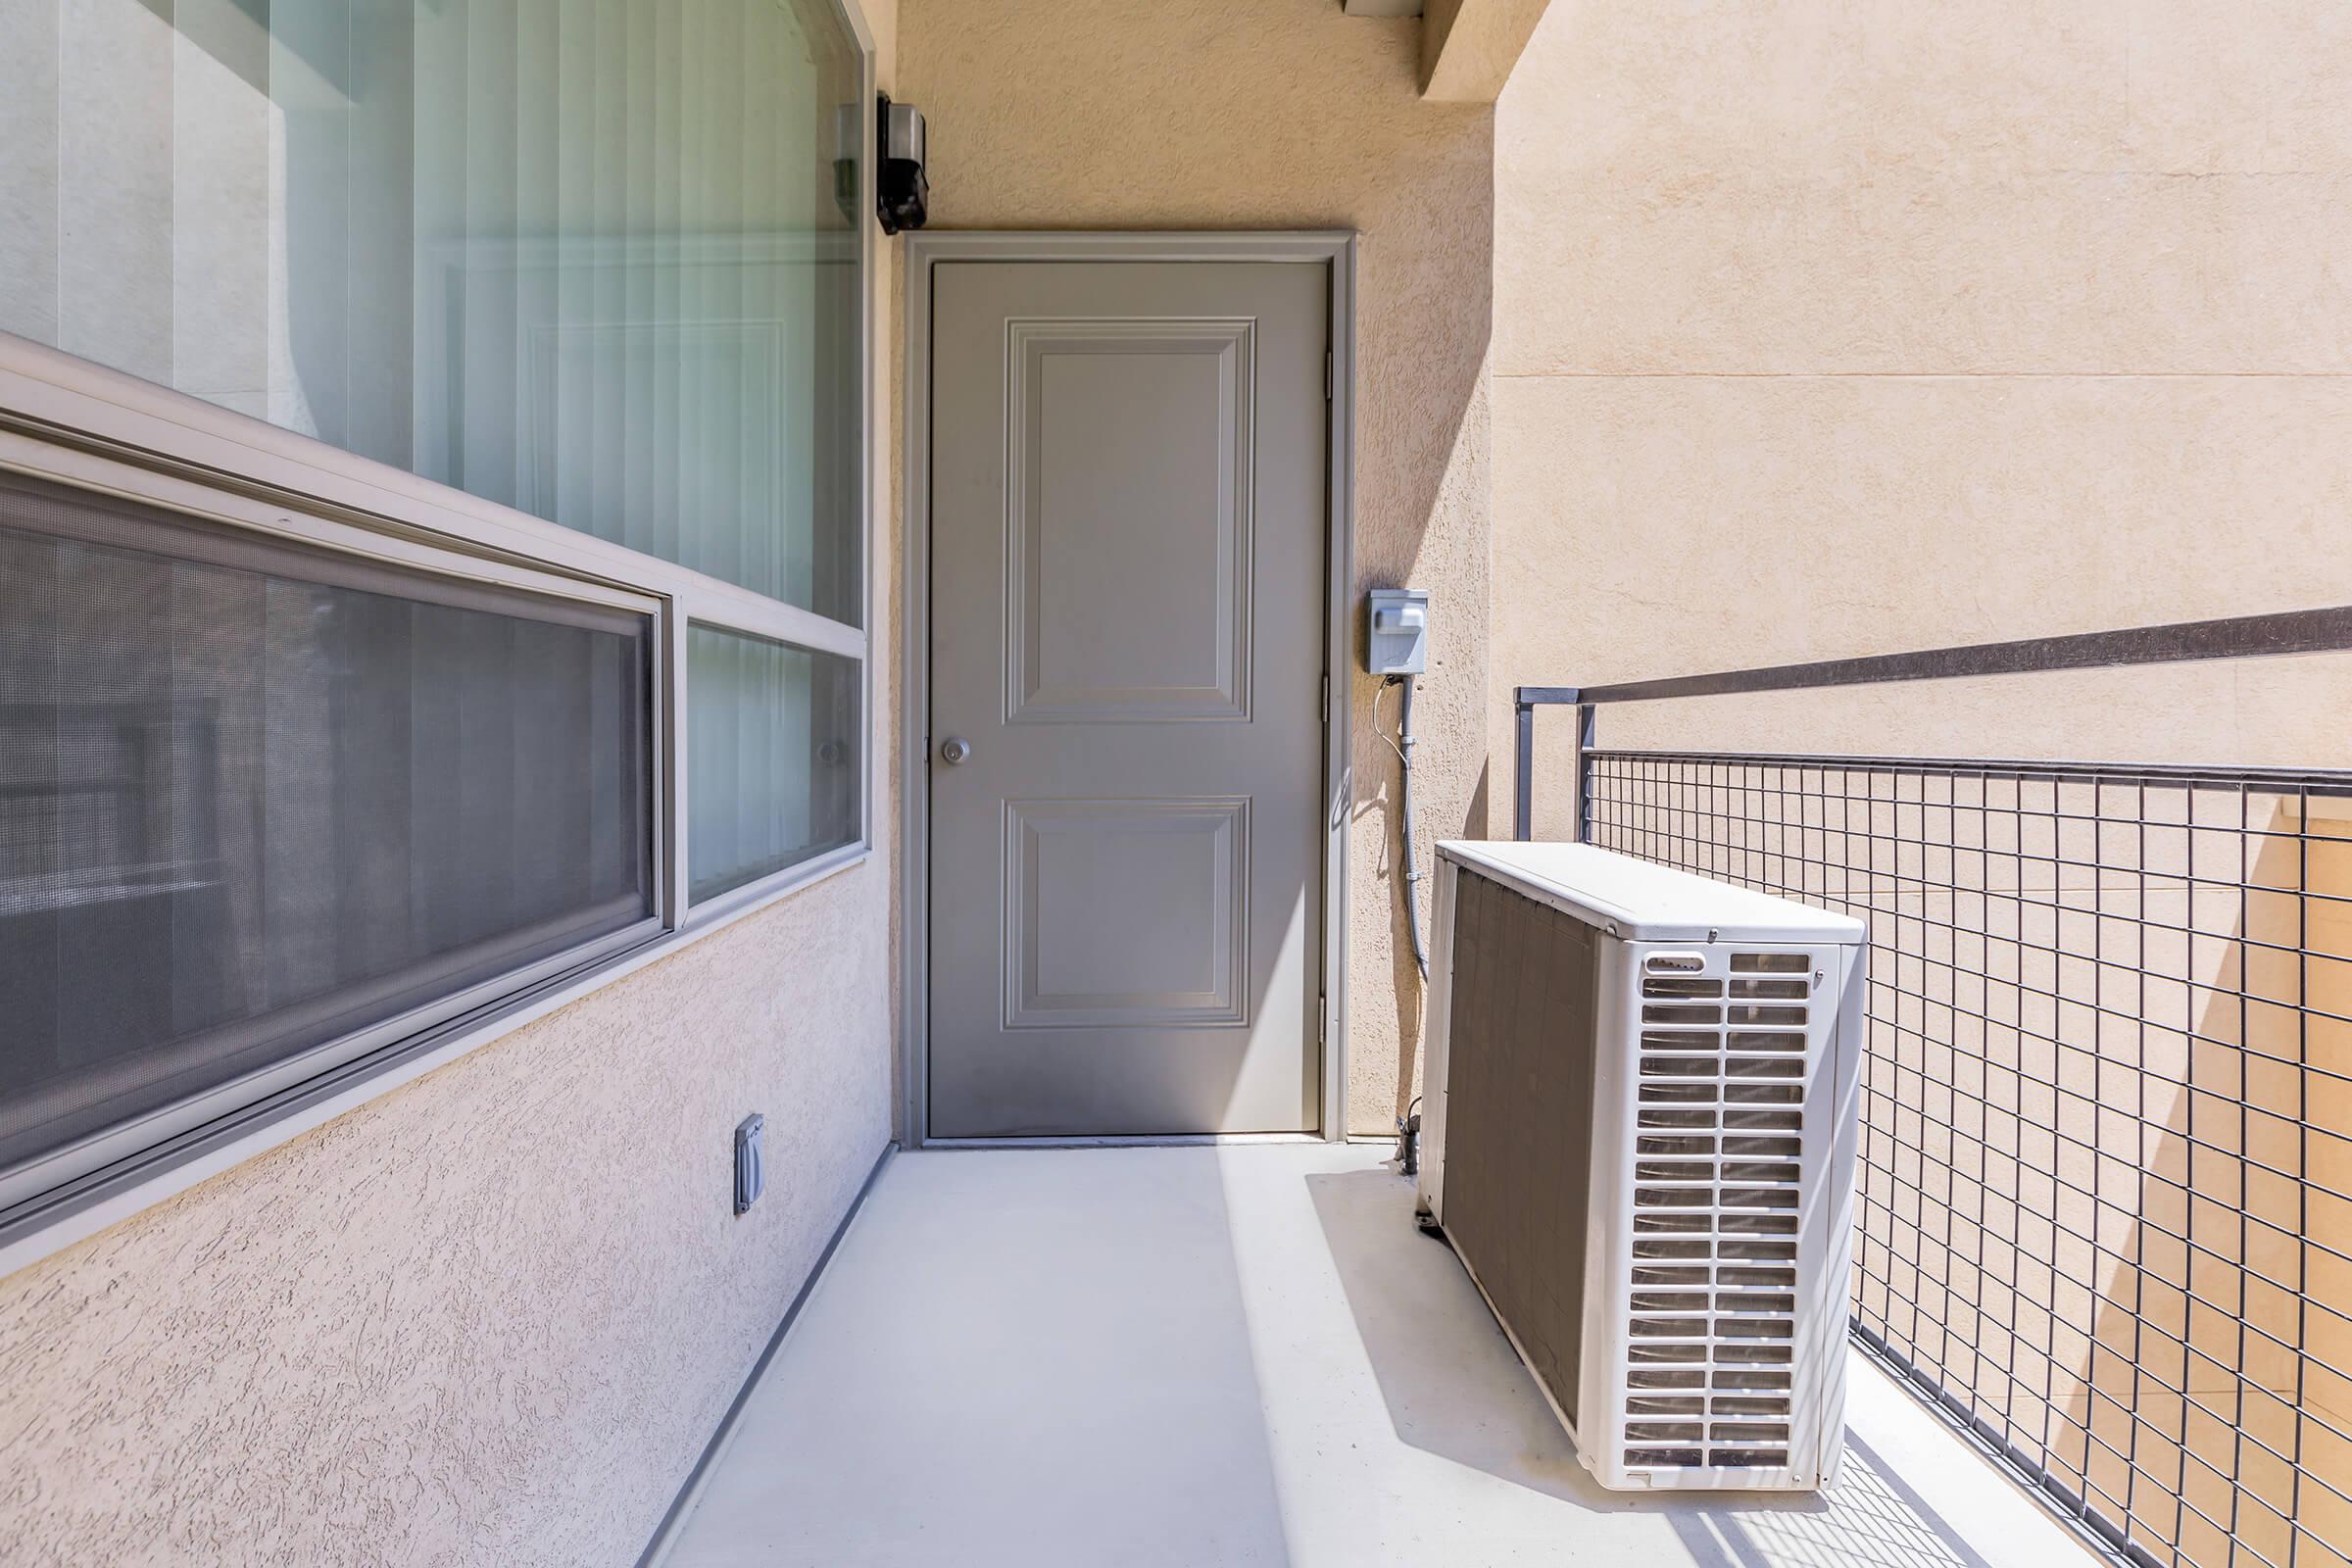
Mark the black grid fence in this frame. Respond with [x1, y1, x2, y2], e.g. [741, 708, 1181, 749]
[1571, 749, 2352, 1568]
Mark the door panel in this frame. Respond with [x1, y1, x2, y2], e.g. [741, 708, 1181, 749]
[928, 260, 1328, 1138]
[1005, 797, 1249, 1029]
[1007, 319, 1254, 724]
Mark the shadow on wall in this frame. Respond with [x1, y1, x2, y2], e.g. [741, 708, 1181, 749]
[1357, 716, 1495, 1135]
[1345, 338, 1486, 1133]
[1555, 754, 2352, 1565]
[2047, 800, 2349, 1567]
[1302, 1166, 2003, 1568]
[1808, 786, 2352, 1568]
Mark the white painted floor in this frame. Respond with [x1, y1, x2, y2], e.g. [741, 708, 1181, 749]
[661, 1145, 2100, 1568]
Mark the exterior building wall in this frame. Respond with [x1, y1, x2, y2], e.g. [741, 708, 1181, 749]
[0, 6, 904, 1565]
[895, 0, 1498, 1137]
[1494, 0, 2352, 817]
[1493, 7, 2351, 1562]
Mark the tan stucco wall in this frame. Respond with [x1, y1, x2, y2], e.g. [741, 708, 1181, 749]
[0, 874, 893, 1567]
[0, 7, 905, 1565]
[896, 0, 1496, 1137]
[1492, 8, 2351, 1560]
[1494, 0, 2352, 831]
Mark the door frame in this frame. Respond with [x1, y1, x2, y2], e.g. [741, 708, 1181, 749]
[899, 230, 1356, 1147]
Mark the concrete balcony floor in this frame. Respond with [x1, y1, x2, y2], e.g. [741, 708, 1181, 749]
[660, 1144, 2096, 1568]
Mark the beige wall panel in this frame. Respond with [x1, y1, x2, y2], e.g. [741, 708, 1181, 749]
[2118, 1, 2352, 173]
[897, 0, 1496, 1134]
[1494, 372, 2352, 658]
[1493, 372, 2352, 828]
[1499, 169, 2352, 377]
[1496, 0, 2352, 378]
[0, 866, 896, 1567]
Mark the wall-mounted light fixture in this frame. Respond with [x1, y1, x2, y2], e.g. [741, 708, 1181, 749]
[876, 94, 928, 234]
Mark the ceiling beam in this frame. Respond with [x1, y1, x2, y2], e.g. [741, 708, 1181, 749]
[1419, 0, 1552, 102]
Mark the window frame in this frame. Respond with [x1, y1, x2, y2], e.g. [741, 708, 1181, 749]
[0, 0, 878, 1271]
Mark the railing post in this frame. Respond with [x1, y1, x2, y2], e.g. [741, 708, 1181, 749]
[1513, 694, 1535, 841]
[1575, 704, 1595, 843]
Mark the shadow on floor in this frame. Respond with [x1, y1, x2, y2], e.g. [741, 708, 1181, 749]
[1304, 1165, 1999, 1568]
[1667, 1432, 2002, 1568]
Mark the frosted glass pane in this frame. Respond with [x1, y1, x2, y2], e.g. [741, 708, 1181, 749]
[0, 471, 655, 1174]
[688, 626, 859, 902]
[1, 0, 864, 624]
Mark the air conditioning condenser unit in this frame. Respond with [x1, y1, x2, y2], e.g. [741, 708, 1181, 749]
[1415, 841, 1868, 1491]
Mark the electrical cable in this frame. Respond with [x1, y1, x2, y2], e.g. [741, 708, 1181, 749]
[1394, 673, 1429, 982]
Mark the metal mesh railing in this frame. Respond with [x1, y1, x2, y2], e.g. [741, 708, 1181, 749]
[1576, 750, 2352, 1568]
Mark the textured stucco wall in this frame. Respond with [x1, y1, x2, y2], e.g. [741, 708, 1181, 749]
[0, 869, 893, 1568]
[0, 5, 904, 1563]
[1490, 13, 2348, 1561]
[1494, 0, 2352, 837]
[896, 0, 1496, 1136]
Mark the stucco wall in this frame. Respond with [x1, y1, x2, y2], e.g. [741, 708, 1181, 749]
[1494, 0, 2352, 835]
[0, 872, 892, 1567]
[1490, 9, 2350, 1561]
[895, 0, 1496, 1136]
[0, 5, 905, 1563]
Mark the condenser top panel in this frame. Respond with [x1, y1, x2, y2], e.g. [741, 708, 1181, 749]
[1438, 841, 1866, 947]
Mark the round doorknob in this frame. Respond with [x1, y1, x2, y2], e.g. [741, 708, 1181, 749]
[939, 736, 973, 765]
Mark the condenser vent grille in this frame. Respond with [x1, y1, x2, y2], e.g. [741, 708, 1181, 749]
[1621, 951, 1810, 1471]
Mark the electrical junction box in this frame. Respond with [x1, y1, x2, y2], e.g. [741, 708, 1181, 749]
[1366, 588, 1430, 675]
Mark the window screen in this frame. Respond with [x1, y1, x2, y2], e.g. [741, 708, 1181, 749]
[0, 472, 654, 1176]
[0, 0, 864, 625]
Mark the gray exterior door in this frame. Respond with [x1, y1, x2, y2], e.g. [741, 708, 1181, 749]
[927, 260, 1329, 1137]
